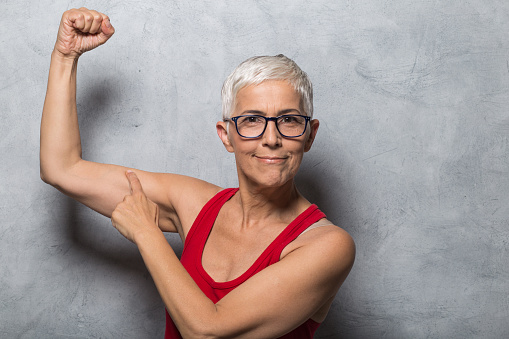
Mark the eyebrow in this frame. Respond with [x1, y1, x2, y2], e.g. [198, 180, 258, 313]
[240, 108, 302, 116]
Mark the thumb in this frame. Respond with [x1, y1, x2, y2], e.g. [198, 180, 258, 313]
[97, 17, 115, 44]
[126, 170, 143, 194]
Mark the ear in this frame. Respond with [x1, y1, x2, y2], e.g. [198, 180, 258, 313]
[216, 121, 235, 153]
[304, 119, 319, 152]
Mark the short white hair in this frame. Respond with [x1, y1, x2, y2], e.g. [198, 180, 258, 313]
[221, 55, 313, 120]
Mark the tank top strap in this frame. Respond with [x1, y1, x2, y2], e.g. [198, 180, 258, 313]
[183, 188, 239, 251]
[268, 205, 326, 264]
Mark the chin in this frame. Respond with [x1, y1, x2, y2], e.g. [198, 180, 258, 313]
[254, 173, 294, 189]
[237, 161, 298, 189]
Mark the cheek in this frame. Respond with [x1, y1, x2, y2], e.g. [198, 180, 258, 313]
[290, 153, 304, 171]
[231, 143, 256, 169]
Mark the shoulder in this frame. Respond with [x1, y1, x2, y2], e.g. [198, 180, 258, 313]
[283, 224, 355, 280]
[305, 225, 355, 263]
[154, 173, 222, 205]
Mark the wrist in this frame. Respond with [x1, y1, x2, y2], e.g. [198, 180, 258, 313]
[134, 226, 166, 248]
[51, 50, 80, 66]
[49, 50, 80, 78]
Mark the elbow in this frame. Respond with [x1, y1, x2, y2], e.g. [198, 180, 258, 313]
[182, 334, 221, 339]
[40, 170, 62, 189]
[40, 166, 52, 185]
[40, 167, 51, 185]
[180, 325, 217, 339]
[39, 148, 82, 187]
[39, 154, 55, 185]
[39, 161, 65, 189]
[179, 317, 227, 339]
[40, 161, 57, 186]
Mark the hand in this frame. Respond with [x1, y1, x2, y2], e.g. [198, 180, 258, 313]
[54, 7, 115, 59]
[111, 171, 160, 243]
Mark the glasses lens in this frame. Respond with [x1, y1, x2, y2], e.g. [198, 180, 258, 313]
[234, 115, 308, 138]
[277, 115, 307, 137]
[236, 116, 266, 137]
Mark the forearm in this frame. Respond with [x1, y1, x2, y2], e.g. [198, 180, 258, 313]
[40, 51, 82, 185]
[136, 230, 220, 338]
[116, 176, 353, 339]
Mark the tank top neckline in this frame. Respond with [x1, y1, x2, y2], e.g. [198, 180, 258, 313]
[194, 188, 320, 289]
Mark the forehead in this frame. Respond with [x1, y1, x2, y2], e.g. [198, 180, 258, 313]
[234, 80, 301, 114]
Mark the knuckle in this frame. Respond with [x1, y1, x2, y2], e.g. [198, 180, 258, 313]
[66, 9, 80, 20]
[74, 12, 85, 23]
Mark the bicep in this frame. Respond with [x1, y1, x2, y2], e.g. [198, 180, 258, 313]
[49, 159, 219, 234]
[53, 160, 132, 216]
[211, 229, 355, 338]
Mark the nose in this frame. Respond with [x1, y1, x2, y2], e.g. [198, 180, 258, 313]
[262, 119, 282, 147]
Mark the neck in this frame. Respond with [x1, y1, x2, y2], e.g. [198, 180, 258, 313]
[233, 178, 307, 228]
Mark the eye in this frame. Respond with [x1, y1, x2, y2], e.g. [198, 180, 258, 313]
[239, 115, 263, 125]
[282, 116, 296, 123]
[279, 115, 304, 124]
[247, 116, 260, 123]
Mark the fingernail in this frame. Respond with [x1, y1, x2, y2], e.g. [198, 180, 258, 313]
[105, 18, 111, 28]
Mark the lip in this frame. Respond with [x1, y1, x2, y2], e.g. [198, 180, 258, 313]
[255, 155, 288, 164]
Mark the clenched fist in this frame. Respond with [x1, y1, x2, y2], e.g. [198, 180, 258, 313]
[54, 7, 115, 59]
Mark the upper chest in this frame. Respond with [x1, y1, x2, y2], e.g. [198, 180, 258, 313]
[200, 210, 298, 283]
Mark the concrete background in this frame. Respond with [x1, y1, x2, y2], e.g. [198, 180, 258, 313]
[1, 0, 508, 338]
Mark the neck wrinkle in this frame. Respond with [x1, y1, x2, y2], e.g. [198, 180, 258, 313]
[233, 180, 307, 229]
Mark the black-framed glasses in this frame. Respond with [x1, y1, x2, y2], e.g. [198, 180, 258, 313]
[225, 114, 311, 138]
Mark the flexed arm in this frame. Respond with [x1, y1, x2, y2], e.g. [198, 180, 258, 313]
[40, 9, 221, 235]
[40, 8, 125, 216]
[40, 8, 114, 186]
[40, 9, 184, 232]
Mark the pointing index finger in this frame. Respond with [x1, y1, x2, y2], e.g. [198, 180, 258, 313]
[126, 170, 143, 194]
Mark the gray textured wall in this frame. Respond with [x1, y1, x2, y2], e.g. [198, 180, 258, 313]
[1, 0, 508, 338]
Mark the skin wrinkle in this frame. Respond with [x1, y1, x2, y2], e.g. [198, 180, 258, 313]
[228, 81, 316, 191]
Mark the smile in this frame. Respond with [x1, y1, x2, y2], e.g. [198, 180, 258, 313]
[255, 156, 288, 164]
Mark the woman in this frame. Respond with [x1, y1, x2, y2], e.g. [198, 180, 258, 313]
[41, 8, 355, 339]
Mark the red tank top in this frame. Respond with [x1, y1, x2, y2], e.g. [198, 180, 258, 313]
[165, 188, 326, 338]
